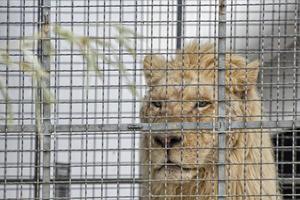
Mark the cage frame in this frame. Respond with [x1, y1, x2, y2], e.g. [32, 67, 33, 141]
[0, 0, 299, 199]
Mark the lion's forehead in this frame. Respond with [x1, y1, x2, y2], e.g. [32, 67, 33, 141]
[159, 70, 215, 84]
[149, 72, 216, 100]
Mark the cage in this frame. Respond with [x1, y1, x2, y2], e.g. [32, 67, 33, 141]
[0, 0, 299, 199]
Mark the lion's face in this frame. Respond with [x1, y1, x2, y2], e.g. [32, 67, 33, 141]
[140, 42, 260, 181]
[141, 71, 218, 180]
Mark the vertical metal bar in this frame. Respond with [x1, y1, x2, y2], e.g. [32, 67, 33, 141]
[19, 0, 26, 198]
[100, 0, 106, 198]
[132, 0, 138, 198]
[31, 1, 38, 198]
[292, 2, 299, 199]
[84, 1, 90, 198]
[34, 0, 43, 198]
[34, 89, 41, 200]
[67, 0, 74, 198]
[176, 0, 183, 49]
[117, 1, 123, 199]
[52, 0, 59, 198]
[3, 1, 10, 199]
[34, 70, 41, 195]
[217, 0, 227, 199]
[39, 0, 51, 199]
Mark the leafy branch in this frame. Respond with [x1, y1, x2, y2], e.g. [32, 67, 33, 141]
[0, 24, 139, 126]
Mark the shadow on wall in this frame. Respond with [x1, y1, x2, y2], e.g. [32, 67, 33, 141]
[273, 129, 300, 199]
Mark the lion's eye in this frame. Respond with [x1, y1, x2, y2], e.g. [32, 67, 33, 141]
[195, 100, 211, 108]
[151, 101, 162, 108]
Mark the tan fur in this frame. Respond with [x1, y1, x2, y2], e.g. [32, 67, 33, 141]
[140, 42, 281, 199]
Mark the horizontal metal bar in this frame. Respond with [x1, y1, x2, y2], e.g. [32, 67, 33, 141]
[1, 120, 300, 133]
[1, 19, 299, 25]
[0, 178, 299, 185]
[0, 2, 298, 9]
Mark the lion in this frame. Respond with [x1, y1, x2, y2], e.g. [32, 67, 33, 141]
[140, 42, 280, 199]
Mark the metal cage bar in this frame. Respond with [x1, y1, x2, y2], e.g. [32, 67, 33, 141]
[3, 120, 300, 133]
[176, 0, 183, 50]
[217, 0, 227, 198]
[39, 0, 51, 199]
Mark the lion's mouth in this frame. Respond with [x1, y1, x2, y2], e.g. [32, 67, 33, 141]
[156, 160, 196, 171]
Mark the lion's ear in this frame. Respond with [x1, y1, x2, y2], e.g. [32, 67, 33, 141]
[227, 59, 259, 99]
[143, 55, 166, 85]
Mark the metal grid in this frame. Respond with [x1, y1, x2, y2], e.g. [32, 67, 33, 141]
[0, 0, 299, 199]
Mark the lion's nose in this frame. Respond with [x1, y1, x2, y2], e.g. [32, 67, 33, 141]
[153, 135, 183, 147]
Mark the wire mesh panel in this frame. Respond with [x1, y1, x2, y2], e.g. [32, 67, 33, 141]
[0, 0, 41, 199]
[0, 0, 299, 199]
